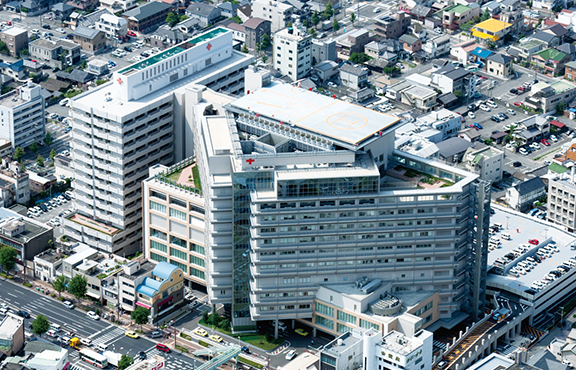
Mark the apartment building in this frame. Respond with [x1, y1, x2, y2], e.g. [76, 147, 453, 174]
[65, 27, 253, 256]
[0, 313, 24, 356]
[0, 160, 30, 207]
[506, 177, 546, 212]
[252, 0, 293, 32]
[182, 79, 490, 333]
[523, 80, 576, 113]
[0, 27, 28, 57]
[374, 12, 410, 39]
[273, 21, 312, 81]
[548, 176, 576, 232]
[29, 38, 81, 69]
[439, 4, 479, 30]
[142, 158, 206, 288]
[334, 28, 371, 59]
[0, 82, 45, 150]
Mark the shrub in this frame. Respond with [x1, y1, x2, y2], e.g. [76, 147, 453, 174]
[23, 281, 32, 287]
[58, 296, 65, 301]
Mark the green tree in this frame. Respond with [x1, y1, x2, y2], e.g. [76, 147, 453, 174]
[473, 16, 481, 23]
[0, 246, 17, 273]
[118, 355, 134, 370]
[311, 11, 320, 26]
[322, 2, 333, 19]
[49, 149, 57, 161]
[44, 132, 53, 145]
[261, 55, 268, 63]
[230, 16, 242, 24]
[481, 9, 491, 21]
[202, 311, 209, 323]
[165, 12, 179, 27]
[349, 52, 371, 64]
[350, 12, 356, 24]
[29, 142, 39, 153]
[557, 102, 567, 115]
[241, 44, 248, 53]
[32, 314, 50, 336]
[180, 14, 188, 21]
[260, 33, 270, 49]
[80, 60, 87, 70]
[36, 154, 44, 167]
[309, 27, 317, 36]
[383, 66, 400, 75]
[13, 146, 24, 161]
[454, 89, 463, 100]
[52, 275, 69, 298]
[0, 41, 9, 54]
[130, 306, 150, 330]
[19, 49, 29, 56]
[68, 274, 87, 302]
[527, 0, 533, 8]
[302, 19, 307, 27]
[332, 19, 340, 31]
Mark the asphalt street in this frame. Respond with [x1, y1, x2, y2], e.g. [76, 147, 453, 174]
[0, 278, 204, 370]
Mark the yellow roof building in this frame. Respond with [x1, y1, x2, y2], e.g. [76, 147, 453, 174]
[471, 18, 512, 41]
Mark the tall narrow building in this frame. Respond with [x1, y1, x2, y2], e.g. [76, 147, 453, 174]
[65, 27, 253, 255]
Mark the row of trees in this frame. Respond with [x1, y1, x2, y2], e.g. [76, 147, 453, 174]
[52, 274, 88, 302]
[13, 133, 54, 161]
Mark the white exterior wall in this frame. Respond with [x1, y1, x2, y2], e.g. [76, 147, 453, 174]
[252, 0, 293, 32]
[0, 84, 45, 149]
[273, 26, 312, 81]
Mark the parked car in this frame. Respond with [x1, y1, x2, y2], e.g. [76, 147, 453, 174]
[42, 24, 50, 29]
[286, 350, 297, 360]
[541, 138, 550, 146]
[127, 31, 136, 37]
[63, 301, 74, 309]
[474, 122, 483, 129]
[479, 104, 491, 112]
[509, 88, 518, 94]
[507, 109, 516, 115]
[513, 161, 522, 167]
[550, 135, 558, 142]
[529, 239, 539, 245]
[468, 112, 475, 119]
[59, 98, 69, 107]
[513, 101, 522, 106]
[491, 115, 500, 122]
[486, 101, 498, 108]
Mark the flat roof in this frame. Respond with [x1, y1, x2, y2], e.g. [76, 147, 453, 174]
[206, 116, 233, 154]
[487, 206, 576, 289]
[0, 313, 23, 337]
[230, 83, 401, 146]
[2, 26, 26, 36]
[0, 90, 25, 108]
[467, 353, 514, 370]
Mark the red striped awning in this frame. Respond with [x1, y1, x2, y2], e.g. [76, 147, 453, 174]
[136, 301, 151, 309]
[158, 296, 173, 306]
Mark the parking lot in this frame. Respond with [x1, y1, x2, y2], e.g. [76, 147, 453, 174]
[29, 192, 74, 229]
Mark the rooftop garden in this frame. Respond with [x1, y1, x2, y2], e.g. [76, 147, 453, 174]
[157, 158, 202, 194]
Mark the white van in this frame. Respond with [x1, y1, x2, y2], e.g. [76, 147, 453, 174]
[0, 308, 8, 316]
[500, 233, 511, 240]
[94, 343, 108, 352]
[61, 337, 71, 345]
[50, 323, 62, 332]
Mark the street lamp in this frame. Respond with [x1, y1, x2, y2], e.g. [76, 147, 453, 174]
[506, 216, 510, 230]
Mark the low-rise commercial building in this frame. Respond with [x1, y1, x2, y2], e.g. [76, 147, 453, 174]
[0, 159, 30, 207]
[0, 312, 24, 356]
[548, 176, 576, 232]
[95, 13, 128, 39]
[524, 80, 576, 113]
[252, 0, 293, 32]
[34, 249, 65, 283]
[335, 28, 371, 59]
[386, 81, 437, 112]
[122, 2, 173, 34]
[374, 12, 410, 39]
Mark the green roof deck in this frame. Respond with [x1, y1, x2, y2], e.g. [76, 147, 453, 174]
[119, 27, 229, 75]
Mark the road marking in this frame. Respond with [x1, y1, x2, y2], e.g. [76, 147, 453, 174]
[7, 293, 16, 297]
[88, 325, 114, 339]
[106, 335, 128, 346]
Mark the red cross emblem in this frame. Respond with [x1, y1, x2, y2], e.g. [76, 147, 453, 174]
[246, 158, 255, 165]
[117, 77, 123, 85]
[207, 43, 212, 51]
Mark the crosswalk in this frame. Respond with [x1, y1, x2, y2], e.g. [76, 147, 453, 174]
[433, 340, 447, 353]
[90, 327, 125, 346]
[135, 347, 190, 370]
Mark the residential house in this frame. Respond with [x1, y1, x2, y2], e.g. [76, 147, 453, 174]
[499, 0, 523, 33]
[243, 17, 271, 51]
[313, 60, 338, 81]
[29, 38, 81, 69]
[0, 60, 25, 80]
[451, 40, 479, 64]
[95, 13, 128, 39]
[407, 4, 432, 21]
[464, 146, 504, 183]
[513, 115, 550, 145]
[386, 80, 437, 112]
[225, 22, 246, 47]
[122, 2, 173, 34]
[185, 3, 221, 28]
[557, 8, 576, 32]
[374, 12, 410, 39]
[237, 4, 251, 23]
[486, 53, 513, 77]
[481, 1, 501, 16]
[20, 0, 55, 16]
[311, 38, 336, 64]
[556, 43, 576, 61]
[438, 3, 480, 30]
[471, 47, 492, 67]
[422, 34, 450, 58]
[217, 2, 238, 18]
[252, 0, 293, 32]
[531, 48, 570, 76]
[0, 27, 28, 57]
[34, 249, 64, 283]
[50, 2, 74, 20]
[564, 61, 576, 81]
[437, 92, 459, 109]
[150, 26, 186, 50]
[532, 30, 560, 48]
[431, 64, 476, 96]
[543, 24, 569, 44]
[335, 28, 371, 59]
[339, 64, 368, 90]
[99, 0, 137, 13]
[415, 108, 464, 140]
[174, 17, 200, 35]
[73, 26, 106, 53]
[436, 136, 475, 163]
[471, 18, 512, 47]
[55, 68, 95, 89]
[67, 0, 99, 12]
[509, 39, 544, 62]
[407, 22, 427, 41]
[458, 127, 481, 142]
[399, 34, 421, 53]
[506, 177, 546, 212]
[0, 160, 29, 207]
[364, 41, 386, 59]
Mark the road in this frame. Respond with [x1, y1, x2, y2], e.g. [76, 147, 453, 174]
[0, 278, 204, 370]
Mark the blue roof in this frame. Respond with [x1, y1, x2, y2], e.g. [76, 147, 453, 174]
[153, 261, 179, 280]
[136, 277, 163, 297]
[472, 47, 492, 58]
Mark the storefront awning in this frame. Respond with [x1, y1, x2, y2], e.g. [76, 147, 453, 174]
[158, 296, 173, 307]
[136, 301, 151, 309]
[472, 30, 499, 41]
[551, 120, 566, 128]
